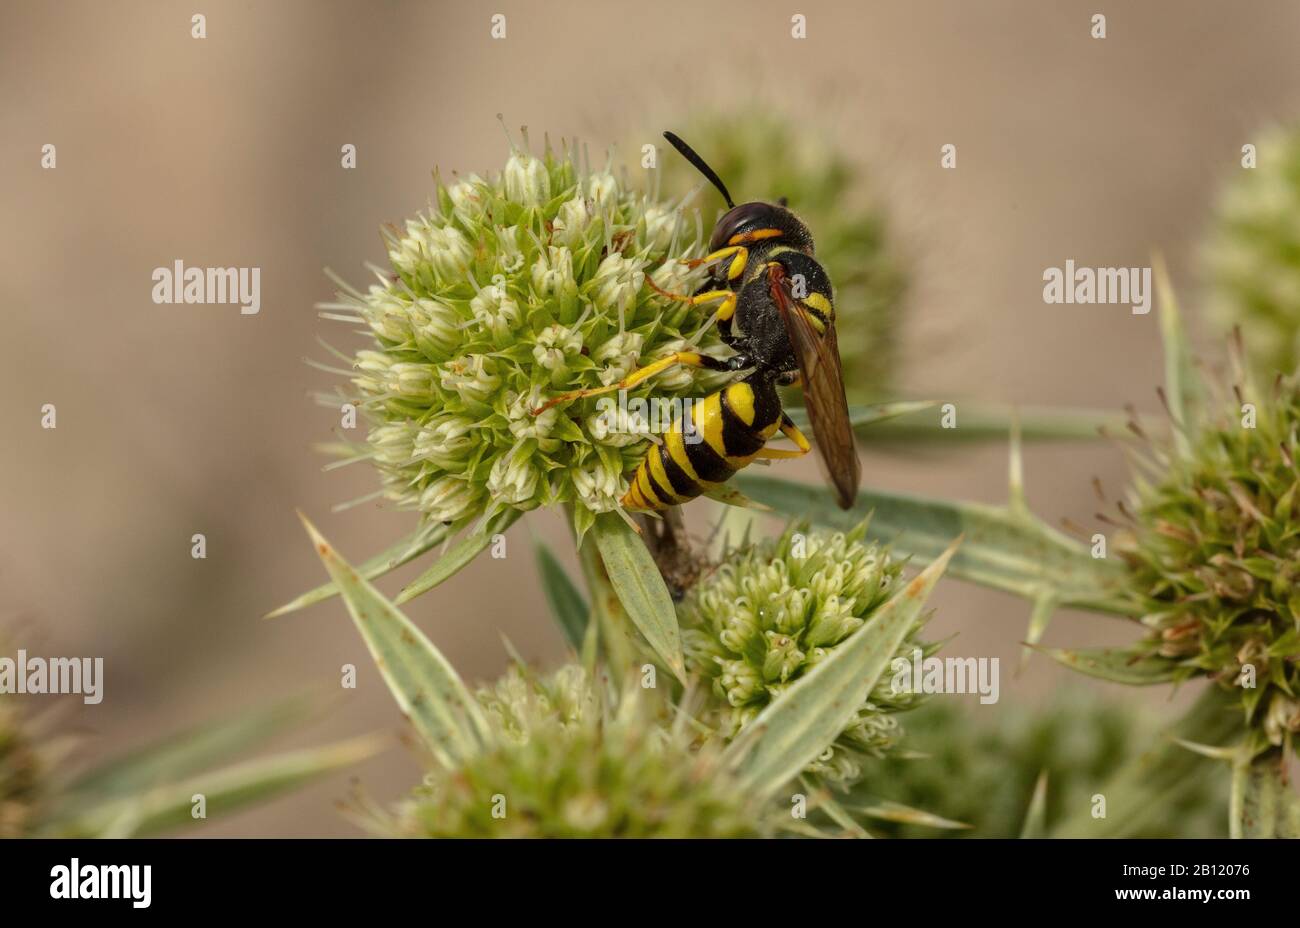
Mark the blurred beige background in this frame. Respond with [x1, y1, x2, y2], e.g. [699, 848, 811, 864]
[2, 0, 1299, 836]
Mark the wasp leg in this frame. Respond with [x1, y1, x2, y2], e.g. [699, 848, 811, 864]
[753, 413, 812, 460]
[532, 351, 742, 414]
[682, 245, 748, 282]
[645, 277, 739, 323]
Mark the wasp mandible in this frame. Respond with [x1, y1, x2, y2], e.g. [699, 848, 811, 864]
[534, 130, 861, 512]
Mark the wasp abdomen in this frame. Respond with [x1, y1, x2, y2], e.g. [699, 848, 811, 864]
[621, 378, 782, 512]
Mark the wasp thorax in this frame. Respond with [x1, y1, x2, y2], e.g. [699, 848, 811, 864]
[708, 201, 814, 254]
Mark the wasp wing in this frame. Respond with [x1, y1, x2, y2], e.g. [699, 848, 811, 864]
[769, 267, 861, 508]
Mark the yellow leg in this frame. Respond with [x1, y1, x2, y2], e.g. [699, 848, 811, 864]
[683, 245, 748, 281]
[645, 277, 738, 322]
[532, 351, 727, 414]
[754, 415, 812, 459]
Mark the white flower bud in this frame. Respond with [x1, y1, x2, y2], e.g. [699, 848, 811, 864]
[532, 323, 583, 373]
[591, 254, 645, 315]
[592, 330, 644, 385]
[470, 284, 521, 341]
[409, 298, 461, 357]
[438, 354, 500, 405]
[531, 246, 577, 298]
[446, 174, 487, 225]
[587, 171, 618, 204]
[414, 415, 476, 469]
[369, 422, 417, 467]
[389, 362, 436, 399]
[553, 197, 593, 248]
[497, 224, 525, 273]
[419, 476, 479, 522]
[393, 221, 473, 281]
[641, 204, 680, 251]
[507, 388, 558, 444]
[364, 287, 414, 342]
[503, 151, 550, 206]
[488, 445, 540, 505]
[352, 349, 392, 394]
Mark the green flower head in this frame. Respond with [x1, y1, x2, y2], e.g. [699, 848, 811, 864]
[383, 665, 761, 838]
[1204, 124, 1300, 379]
[1120, 373, 1300, 751]
[325, 133, 726, 537]
[680, 520, 930, 785]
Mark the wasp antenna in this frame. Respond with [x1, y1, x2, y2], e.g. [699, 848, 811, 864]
[663, 131, 734, 208]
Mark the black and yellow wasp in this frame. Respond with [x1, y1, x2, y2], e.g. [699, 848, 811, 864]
[535, 130, 861, 512]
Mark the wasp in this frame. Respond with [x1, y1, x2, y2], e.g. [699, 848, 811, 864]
[535, 131, 861, 511]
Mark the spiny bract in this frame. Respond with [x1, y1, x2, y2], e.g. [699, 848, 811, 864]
[385, 665, 761, 838]
[679, 520, 930, 785]
[1119, 374, 1300, 752]
[325, 136, 727, 538]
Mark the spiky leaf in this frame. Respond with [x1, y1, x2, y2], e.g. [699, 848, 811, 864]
[44, 734, 383, 837]
[299, 514, 490, 766]
[1019, 771, 1049, 838]
[266, 521, 451, 618]
[847, 403, 1127, 446]
[591, 512, 685, 681]
[737, 473, 1132, 616]
[1037, 646, 1183, 685]
[58, 698, 316, 810]
[395, 511, 521, 604]
[533, 542, 588, 649]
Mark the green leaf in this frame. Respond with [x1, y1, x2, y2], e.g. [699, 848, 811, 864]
[1154, 253, 1198, 460]
[44, 734, 385, 837]
[266, 520, 451, 618]
[58, 697, 317, 811]
[394, 510, 521, 605]
[534, 541, 588, 650]
[1036, 646, 1182, 685]
[726, 538, 960, 798]
[786, 400, 936, 434]
[591, 512, 685, 681]
[852, 798, 970, 831]
[299, 514, 491, 766]
[800, 775, 870, 838]
[1020, 771, 1049, 838]
[1231, 750, 1300, 838]
[737, 473, 1134, 616]
[845, 403, 1126, 446]
[1021, 594, 1058, 667]
[702, 483, 771, 510]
